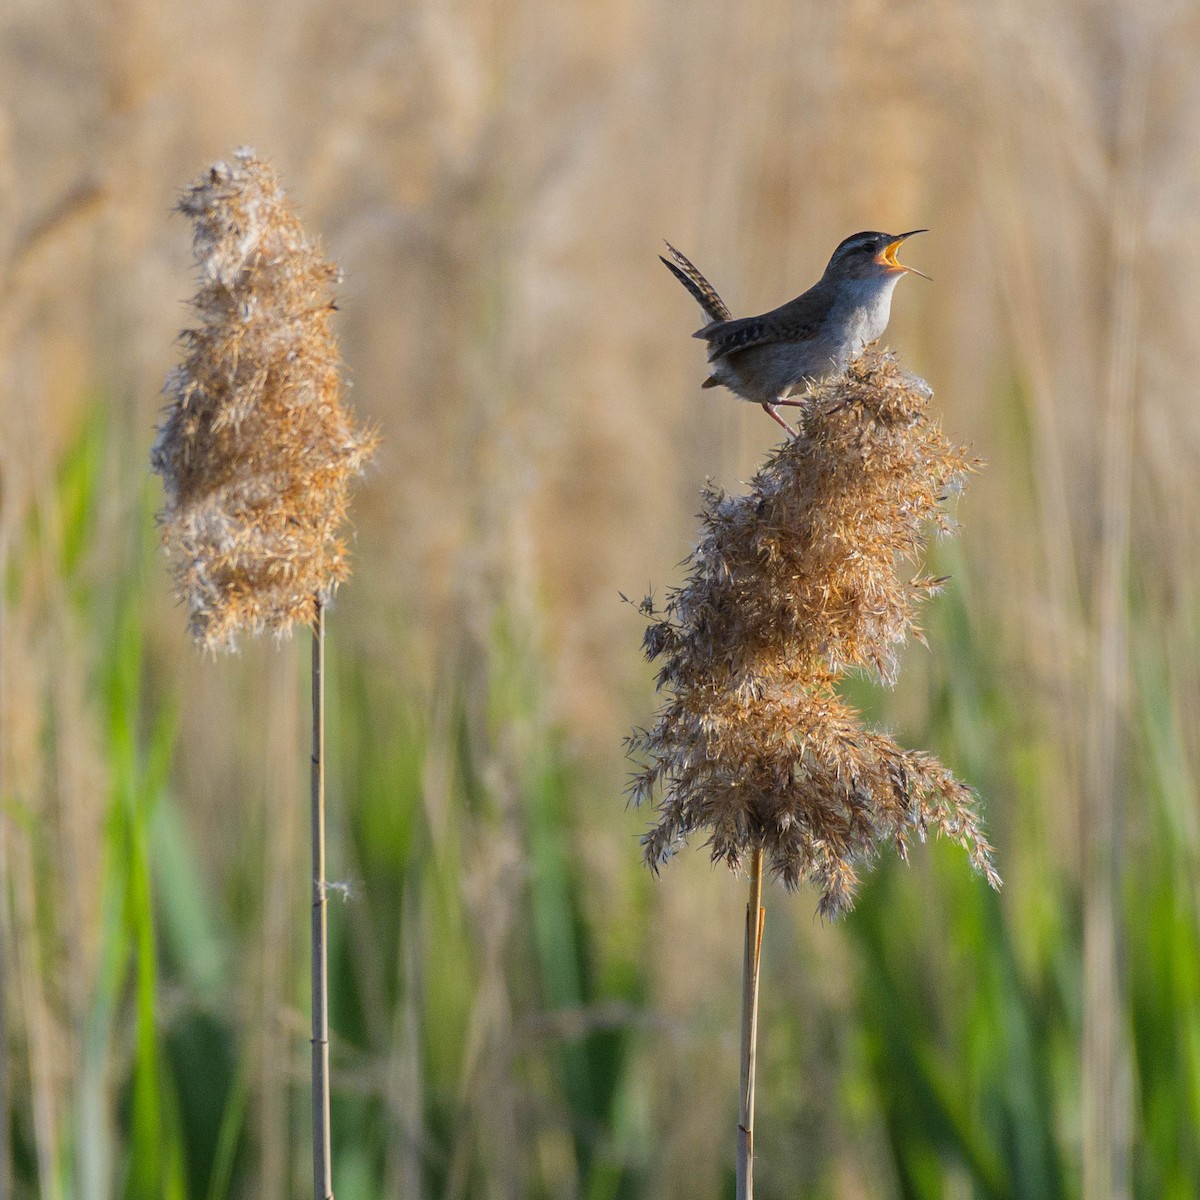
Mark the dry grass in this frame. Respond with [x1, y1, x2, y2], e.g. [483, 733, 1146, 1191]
[631, 351, 998, 916]
[151, 149, 377, 651]
[1, 0, 1199, 1195]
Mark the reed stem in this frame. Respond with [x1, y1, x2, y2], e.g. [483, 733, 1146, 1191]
[0, 521, 10, 1200]
[311, 598, 334, 1200]
[736, 847, 765, 1200]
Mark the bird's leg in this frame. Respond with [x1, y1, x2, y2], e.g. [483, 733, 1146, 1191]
[761, 403, 798, 438]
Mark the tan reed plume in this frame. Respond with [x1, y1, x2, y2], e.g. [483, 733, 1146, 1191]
[629, 349, 1000, 919]
[631, 348, 999, 1198]
[151, 148, 376, 652]
[152, 149, 377, 1200]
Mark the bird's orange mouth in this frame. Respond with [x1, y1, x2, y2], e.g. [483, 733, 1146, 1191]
[880, 230, 930, 279]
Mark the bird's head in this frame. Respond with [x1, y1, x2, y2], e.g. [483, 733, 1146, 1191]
[824, 230, 930, 283]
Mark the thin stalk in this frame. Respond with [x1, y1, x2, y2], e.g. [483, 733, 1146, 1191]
[311, 598, 334, 1200]
[736, 847, 765, 1200]
[0, 518, 9, 1200]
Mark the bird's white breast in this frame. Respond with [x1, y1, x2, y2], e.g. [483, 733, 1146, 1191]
[831, 275, 902, 360]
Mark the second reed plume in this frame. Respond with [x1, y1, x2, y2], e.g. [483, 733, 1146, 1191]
[152, 149, 375, 1200]
[630, 349, 999, 1197]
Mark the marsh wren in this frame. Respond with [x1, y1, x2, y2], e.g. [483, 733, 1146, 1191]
[662, 231, 929, 436]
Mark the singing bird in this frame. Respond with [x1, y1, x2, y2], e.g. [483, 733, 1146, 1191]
[661, 230, 929, 436]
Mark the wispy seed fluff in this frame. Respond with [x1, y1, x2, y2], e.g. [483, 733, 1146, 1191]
[629, 351, 1000, 918]
[151, 149, 377, 652]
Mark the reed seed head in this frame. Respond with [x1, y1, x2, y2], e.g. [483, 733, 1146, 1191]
[151, 149, 377, 652]
[629, 350, 999, 918]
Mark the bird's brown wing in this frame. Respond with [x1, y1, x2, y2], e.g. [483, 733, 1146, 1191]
[697, 289, 825, 363]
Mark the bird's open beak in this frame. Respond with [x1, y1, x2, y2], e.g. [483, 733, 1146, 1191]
[881, 230, 930, 279]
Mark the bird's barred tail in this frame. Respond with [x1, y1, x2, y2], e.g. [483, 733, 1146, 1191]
[660, 242, 732, 324]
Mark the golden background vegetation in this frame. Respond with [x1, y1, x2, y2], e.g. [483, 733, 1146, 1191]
[3, 0, 1199, 1196]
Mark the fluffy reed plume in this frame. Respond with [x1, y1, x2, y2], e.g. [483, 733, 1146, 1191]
[630, 350, 1000, 919]
[152, 149, 376, 1200]
[151, 148, 376, 651]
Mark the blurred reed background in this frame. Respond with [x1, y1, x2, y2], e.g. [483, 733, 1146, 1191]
[2, 0, 1199, 1196]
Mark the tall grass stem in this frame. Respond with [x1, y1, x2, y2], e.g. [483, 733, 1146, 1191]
[0, 527, 10, 1200]
[311, 598, 334, 1200]
[0, 515, 9, 1200]
[736, 847, 765, 1200]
